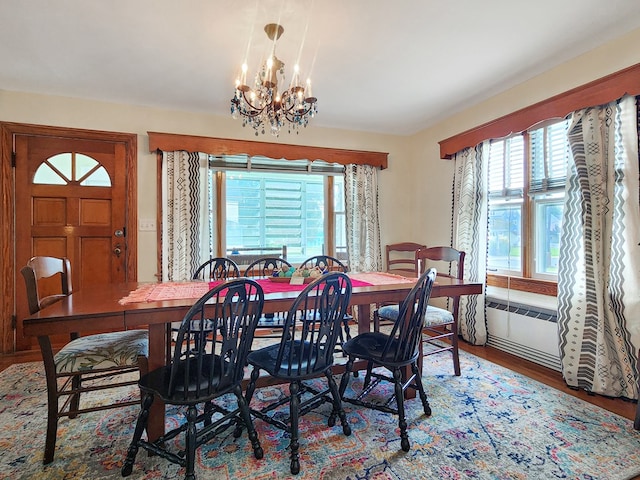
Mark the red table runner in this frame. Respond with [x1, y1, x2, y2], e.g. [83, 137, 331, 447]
[118, 272, 411, 305]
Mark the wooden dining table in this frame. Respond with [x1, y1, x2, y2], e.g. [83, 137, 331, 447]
[23, 272, 483, 442]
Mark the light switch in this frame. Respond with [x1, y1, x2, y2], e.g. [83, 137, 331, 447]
[139, 219, 156, 231]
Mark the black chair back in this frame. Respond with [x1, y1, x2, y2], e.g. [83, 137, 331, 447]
[169, 278, 264, 400]
[274, 272, 351, 378]
[192, 257, 240, 281]
[243, 257, 292, 277]
[299, 255, 348, 273]
[381, 268, 437, 365]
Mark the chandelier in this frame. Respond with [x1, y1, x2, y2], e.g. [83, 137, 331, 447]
[231, 23, 317, 137]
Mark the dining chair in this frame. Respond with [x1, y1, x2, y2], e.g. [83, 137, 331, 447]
[336, 268, 437, 452]
[244, 257, 293, 331]
[298, 255, 353, 349]
[122, 278, 265, 480]
[169, 257, 242, 359]
[192, 256, 240, 280]
[385, 242, 426, 277]
[244, 272, 353, 475]
[20, 256, 148, 465]
[374, 246, 465, 376]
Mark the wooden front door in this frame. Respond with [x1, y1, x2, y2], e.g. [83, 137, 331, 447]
[10, 125, 137, 351]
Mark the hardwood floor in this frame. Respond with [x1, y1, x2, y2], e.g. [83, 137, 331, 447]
[1, 341, 636, 422]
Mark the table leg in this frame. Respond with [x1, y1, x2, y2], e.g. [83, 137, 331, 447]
[146, 323, 166, 441]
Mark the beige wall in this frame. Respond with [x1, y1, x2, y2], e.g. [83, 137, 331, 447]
[2, 27, 639, 281]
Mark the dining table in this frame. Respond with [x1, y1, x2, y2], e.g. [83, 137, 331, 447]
[23, 272, 483, 442]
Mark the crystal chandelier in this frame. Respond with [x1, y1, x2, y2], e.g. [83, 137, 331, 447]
[231, 23, 317, 137]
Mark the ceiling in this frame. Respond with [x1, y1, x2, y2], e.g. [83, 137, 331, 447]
[2, 0, 640, 136]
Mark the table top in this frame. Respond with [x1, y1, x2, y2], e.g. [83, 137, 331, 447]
[23, 273, 483, 337]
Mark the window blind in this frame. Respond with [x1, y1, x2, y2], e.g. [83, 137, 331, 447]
[529, 119, 570, 193]
[488, 134, 524, 198]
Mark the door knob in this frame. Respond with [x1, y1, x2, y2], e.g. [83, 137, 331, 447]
[114, 244, 122, 257]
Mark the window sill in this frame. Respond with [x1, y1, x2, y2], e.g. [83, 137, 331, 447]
[486, 274, 557, 297]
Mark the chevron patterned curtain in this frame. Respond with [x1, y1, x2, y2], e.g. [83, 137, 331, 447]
[452, 142, 489, 345]
[344, 164, 382, 273]
[558, 95, 640, 399]
[161, 151, 212, 281]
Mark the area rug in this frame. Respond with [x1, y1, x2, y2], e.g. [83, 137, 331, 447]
[1, 351, 639, 480]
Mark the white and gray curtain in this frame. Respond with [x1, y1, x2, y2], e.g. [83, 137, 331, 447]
[557, 94, 640, 398]
[161, 151, 211, 281]
[451, 143, 489, 345]
[344, 164, 382, 273]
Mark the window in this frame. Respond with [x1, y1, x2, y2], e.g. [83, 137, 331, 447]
[487, 119, 569, 281]
[211, 155, 345, 264]
[33, 152, 111, 186]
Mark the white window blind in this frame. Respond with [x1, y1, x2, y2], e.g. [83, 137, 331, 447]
[529, 119, 570, 193]
[488, 134, 524, 198]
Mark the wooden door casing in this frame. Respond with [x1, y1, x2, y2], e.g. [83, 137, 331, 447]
[1, 122, 137, 353]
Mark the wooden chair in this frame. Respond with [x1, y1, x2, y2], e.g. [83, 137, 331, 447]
[299, 255, 353, 348]
[192, 256, 240, 280]
[385, 242, 426, 277]
[169, 257, 241, 358]
[244, 272, 353, 475]
[20, 256, 148, 464]
[122, 278, 265, 480]
[374, 246, 465, 376]
[337, 268, 437, 452]
[244, 257, 293, 331]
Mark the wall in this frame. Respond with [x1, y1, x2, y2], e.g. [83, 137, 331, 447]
[0, 91, 411, 281]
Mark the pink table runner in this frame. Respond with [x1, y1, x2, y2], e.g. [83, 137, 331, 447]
[118, 272, 413, 305]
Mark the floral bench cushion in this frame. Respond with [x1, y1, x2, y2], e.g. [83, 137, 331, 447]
[376, 304, 454, 327]
[54, 329, 148, 374]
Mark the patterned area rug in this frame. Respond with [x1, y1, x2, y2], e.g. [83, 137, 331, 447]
[1, 351, 639, 480]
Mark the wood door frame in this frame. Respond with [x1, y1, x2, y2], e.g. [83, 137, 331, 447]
[0, 122, 138, 354]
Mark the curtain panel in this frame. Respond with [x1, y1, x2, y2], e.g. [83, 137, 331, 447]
[161, 151, 211, 281]
[452, 143, 488, 346]
[558, 95, 640, 399]
[344, 164, 382, 273]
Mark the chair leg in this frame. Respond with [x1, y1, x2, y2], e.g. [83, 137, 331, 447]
[289, 381, 301, 475]
[122, 393, 154, 477]
[338, 357, 355, 399]
[411, 361, 431, 416]
[393, 368, 410, 452]
[184, 405, 198, 480]
[325, 370, 351, 436]
[233, 384, 263, 459]
[43, 390, 59, 465]
[451, 328, 461, 376]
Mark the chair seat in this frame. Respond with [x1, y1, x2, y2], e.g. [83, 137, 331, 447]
[342, 332, 409, 367]
[54, 329, 148, 374]
[247, 341, 332, 380]
[377, 304, 454, 326]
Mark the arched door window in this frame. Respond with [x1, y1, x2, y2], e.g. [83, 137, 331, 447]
[33, 152, 111, 186]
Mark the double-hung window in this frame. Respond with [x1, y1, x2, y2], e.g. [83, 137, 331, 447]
[210, 155, 345, 264]
[487, 118, 569, 286]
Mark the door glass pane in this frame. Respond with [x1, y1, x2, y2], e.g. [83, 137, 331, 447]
[33, 163, 67, 184]
[47, 153, 73, 180]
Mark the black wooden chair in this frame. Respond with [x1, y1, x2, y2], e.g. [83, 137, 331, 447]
[244, 257, 293, 331]
[169, 257, 241, 359]
[337, 268, 437, 452]
[192, 256, 240, 281]
[374, 247, 465, 376]
[244, 272, 353, 475]
[21, 256, 148, 465]
[122, 278, 265, 480]
[299, 255, 353, 348]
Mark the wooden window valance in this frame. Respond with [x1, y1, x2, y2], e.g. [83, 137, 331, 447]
[147, 132, 388, 169]
[439, 63, 640, 159]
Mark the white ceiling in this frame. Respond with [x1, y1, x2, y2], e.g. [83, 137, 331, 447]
[2, 0, 640, 136]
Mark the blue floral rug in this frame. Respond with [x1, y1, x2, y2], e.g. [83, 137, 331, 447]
[1, 351, 639, 480]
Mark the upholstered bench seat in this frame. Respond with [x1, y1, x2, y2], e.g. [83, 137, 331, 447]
[54, 329, 148, 374]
